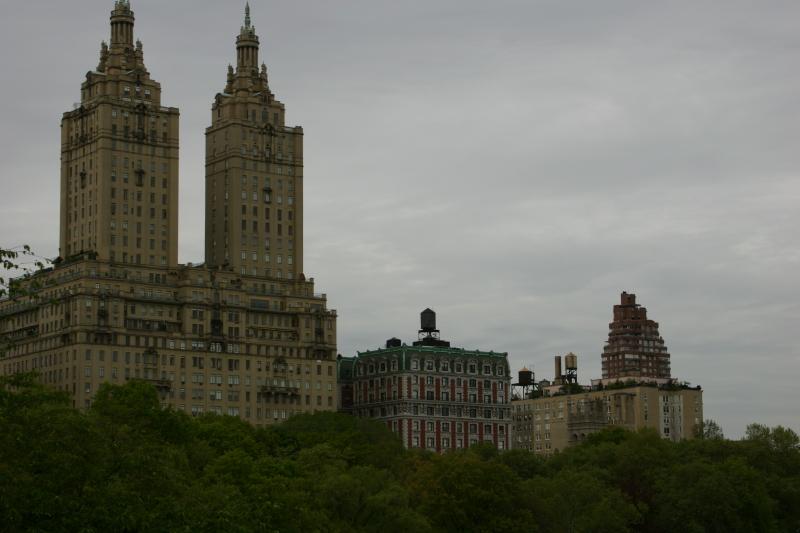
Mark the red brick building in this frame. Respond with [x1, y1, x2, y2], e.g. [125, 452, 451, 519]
[601, 292, 671, 381]
[338, 310, 512, 452]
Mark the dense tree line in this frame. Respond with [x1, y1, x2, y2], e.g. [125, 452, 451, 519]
[0, 376, 798, 532]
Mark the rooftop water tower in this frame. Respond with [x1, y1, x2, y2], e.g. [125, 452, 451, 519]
[512, 366, 536, 399]
[413, 308, 450, 347]
[564, 352, 578, 385]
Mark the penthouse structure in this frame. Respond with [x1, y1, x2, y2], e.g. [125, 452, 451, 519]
[601, 292, 671, 382]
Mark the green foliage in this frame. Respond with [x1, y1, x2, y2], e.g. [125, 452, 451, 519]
[406, 448, 534, 532]
[1, 245, 51, 361]
[0, 245, 49, 300]
[0, 378, 798, 532]
[528, 468, 639, 533]
[696, 418, 725, 440]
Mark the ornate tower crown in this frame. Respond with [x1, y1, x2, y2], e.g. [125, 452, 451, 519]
[236, 3, 260, 71]
[110, 0, 135, 48]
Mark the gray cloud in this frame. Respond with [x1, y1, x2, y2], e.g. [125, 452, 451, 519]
[1, 0, 798, 437]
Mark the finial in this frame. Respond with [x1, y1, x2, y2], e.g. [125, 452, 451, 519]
[136, 39, 143, 51]
[244, 3, 251, 28]
[98, 41, 109, 72]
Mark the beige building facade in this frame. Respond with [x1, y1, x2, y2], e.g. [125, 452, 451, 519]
[60, 0, 179, 268]
[205, 3, 304, 278]
[512, 385, 703, 455]
[1, 2, 338, 424]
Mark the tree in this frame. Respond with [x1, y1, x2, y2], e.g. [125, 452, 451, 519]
[745, 423, 800, 452]
[528, 468, 639, 533]
[0, 245, 49, 299]
[696, 419, 724, 440]
[1, 378, 797, 531]
[651, 457, 777, 533]
[1, 245, 51, 360]
[407, 450, 535, 532]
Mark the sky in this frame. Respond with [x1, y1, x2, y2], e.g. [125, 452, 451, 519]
[1, 0, 798, 438]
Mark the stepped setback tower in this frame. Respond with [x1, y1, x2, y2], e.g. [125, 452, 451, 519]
[205, 3, 304, 279]
[0, 3, 338, 423]
[601, 292, 671, 381]
[60, 0, 180, 267]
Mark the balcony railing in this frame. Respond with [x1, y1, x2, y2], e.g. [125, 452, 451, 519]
[260, 384, 300, 396]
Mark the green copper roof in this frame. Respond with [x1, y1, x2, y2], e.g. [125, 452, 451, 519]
[356, 345, 508, 359]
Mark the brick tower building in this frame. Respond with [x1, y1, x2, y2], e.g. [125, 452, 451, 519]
[601, 292, 671, 381]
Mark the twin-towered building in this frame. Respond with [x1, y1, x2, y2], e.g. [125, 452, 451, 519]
[1, 2, 338, 421]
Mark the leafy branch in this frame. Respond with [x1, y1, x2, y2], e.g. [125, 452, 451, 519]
[0, 245, 50, 300]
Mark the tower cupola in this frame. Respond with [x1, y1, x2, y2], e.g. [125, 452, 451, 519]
[110, 0, 135, 49]
[236, 3, 260, 72]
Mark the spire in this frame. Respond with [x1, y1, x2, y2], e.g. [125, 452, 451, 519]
[97, 41, 109, 72]
[236, 3, 260, 71]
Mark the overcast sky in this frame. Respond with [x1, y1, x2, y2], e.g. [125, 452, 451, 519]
[1, 1, 798, 437]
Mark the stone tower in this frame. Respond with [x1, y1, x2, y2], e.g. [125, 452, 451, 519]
[601, 292, 671, 380]
[205, 3, 304, 279]
[2, 2, 339, 421]
[59, 0, 180, 267]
